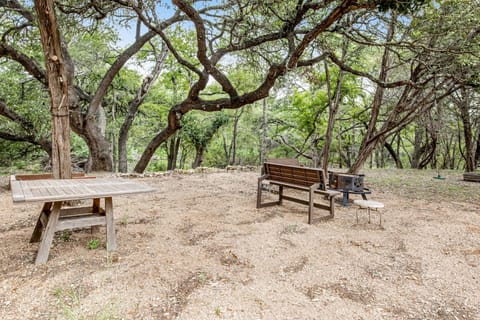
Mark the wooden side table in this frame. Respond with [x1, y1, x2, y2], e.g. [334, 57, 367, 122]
[353, 199, 384, 226]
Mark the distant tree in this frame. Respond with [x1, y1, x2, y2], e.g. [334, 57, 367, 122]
[182, 113, 229, 168]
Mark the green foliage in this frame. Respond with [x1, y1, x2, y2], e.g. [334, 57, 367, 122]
[182, 112, 229, 149]
[60, 231, 72, 242]
[87, 239, 100, 250]
[0, 0, 479, 174]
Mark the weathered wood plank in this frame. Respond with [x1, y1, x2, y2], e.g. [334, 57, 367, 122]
[59, 206, 99, 217]
[105, 197, 116, 251]
[30, 202, 52, 243]
[10, 178, 155, 203]
[56, 215, 106, 231]
[10, 179, 26, 202]
[35, 201, 62, 264]
[464, 172, 480, 182]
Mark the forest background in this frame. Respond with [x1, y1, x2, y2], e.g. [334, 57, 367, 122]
[0, 0, 479, 176]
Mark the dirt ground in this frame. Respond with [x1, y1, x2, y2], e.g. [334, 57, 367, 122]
[0, 168, 479, 320]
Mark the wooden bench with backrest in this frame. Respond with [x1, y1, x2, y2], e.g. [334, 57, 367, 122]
[257, 162, 340, 224]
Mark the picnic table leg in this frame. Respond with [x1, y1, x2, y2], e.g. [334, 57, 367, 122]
[92, 198, 101, 213]
[35, 201, 62, 264]
[361, 193, 368, 200]
[105, 197, 116, 251]
[30, 202, 52, 243]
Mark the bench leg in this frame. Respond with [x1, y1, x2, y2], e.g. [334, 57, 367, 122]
[278, 185, 283, 205]
[257, 179, 282, 208]
[35, 201, 62, 265]
[256, 178, 263, 208]
[105, 197, 116, 251]
[329, 195, 335, 218]
[308, 186, 314, 224]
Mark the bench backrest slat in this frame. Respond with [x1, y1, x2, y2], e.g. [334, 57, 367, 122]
[264, 162, 326, 189]
[266, 158, 301, 166]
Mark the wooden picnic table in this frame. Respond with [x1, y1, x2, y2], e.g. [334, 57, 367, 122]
[10, 177, 155, 264]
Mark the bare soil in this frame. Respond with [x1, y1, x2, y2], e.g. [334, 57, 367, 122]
[0, 168, 479, 320]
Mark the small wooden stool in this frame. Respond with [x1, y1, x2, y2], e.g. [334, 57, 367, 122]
[353, 200, 384, 225]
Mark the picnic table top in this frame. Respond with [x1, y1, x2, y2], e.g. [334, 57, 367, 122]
[10, 177, 155, 203]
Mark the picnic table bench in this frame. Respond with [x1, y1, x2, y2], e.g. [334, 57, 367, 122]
[257, 162, 340, 224]
[10, 174, 154, 264]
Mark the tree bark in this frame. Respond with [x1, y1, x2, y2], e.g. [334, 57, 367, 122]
[384, 140, 402, 169]
[34, 0, 72, 179]
[322, 42, 346, 173]
[411, 123, 425, 168]
[474, 131, 480, 168]
[192, 146, 204, 169]
[229, 109, 244, 165]
[456, 88, 476, 172]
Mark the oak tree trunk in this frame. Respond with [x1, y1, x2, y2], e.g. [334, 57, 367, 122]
[192, 146, 204, 169]
[34, 0, 71, 179]
[457, 89, 476, 172]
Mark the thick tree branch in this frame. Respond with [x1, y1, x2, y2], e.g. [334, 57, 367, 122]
[327, 51, 414, 88]
[173, 0, 238, 99]
[0, 98, 35, 132]
[0, 42, 46, 84]
[86, 30, 157, 119]
[0, 0, 35, 22]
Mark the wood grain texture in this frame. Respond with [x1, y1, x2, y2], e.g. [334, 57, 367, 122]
[11, 178, 155, 203]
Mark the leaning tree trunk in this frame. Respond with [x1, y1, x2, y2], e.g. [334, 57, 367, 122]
[322, 40, 346, 173]
[229, 109, 244, 165]
[82, 121, 113, 172]
[118, 43, 168, 172]
[411, 122, 426, 169]
[166, 133, 181, 171]
[384, 140, 403, 169]
[34, 0, 72, 179]
[457, 88, 476, 172]
[349, 15, 395, 174]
